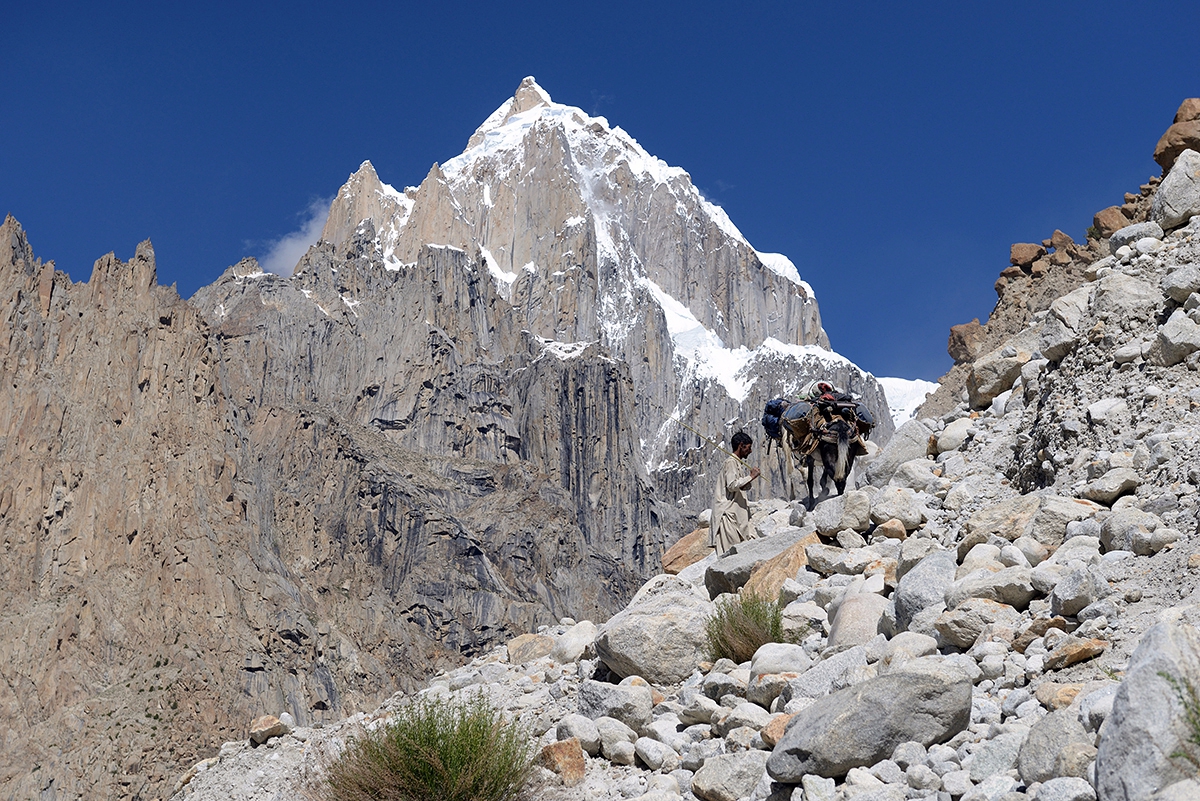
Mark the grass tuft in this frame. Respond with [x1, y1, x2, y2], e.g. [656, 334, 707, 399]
[1161, 671, 1200, 772]
[322, 692, 535, 801]
[705, 588, 795, 664]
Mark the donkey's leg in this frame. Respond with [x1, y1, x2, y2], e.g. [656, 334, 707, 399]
[805, 454, 817, 511]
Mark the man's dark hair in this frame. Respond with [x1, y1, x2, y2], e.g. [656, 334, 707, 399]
[731, 431, 752, 450]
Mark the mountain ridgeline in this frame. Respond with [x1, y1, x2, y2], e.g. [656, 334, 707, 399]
[0, 78, 888, 799]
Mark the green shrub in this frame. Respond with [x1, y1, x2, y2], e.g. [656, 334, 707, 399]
[705, 589, 796, 663]
[323, 692, 535, 801]
[1161, 671, 1200, 771]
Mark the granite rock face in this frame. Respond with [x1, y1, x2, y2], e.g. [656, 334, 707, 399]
[0, 216, 670, 799]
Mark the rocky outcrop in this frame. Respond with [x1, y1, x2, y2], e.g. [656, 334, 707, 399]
[1153, 98, 1200, 173]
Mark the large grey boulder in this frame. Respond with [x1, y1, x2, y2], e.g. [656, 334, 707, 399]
[969, 730, 1028, 782]
[748, 642, 813, 708]
[1081, 468, 1141, 505]
[1039, 314, 1079, 361]
[865, 420, 933, 486]
[1100, 507, 1161, 555]
[869, 486, 925, 529]
[1018, 708, 1094, 785]
[935, 598, 1023, 649]
[1094, 272, 1160, 320]
[595, 575, 711, 683]
[691, 750, 771, 801]
[1029, 496, 1103, 547]
[944, 566, 1036, 611]
[556, 714, 602, 756]
[967, 347, 1029, 409]
[826, 592, 890, 653]
[1110, 221, 1165, 253]
[1050, 285, 1093, 332]
[552, 620, 598, 663]
[964, 495, 1042, 541]
[1150, 309, 1200, 367]
[703, 528, 811, 598]
[1049, 561, 1112, 617]
[894, 549, 958, 631]
[776, 646, 869, 705]
[766, 669, 972, 780]
[1151, 148, 1200, 229]
[1095, 604, 1200, 801]
[811, 491, 872, 535]
[1161, 265, 1200, 303]
[577, 680, 653, 730]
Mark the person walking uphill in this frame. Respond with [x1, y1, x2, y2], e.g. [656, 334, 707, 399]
[708, 431, 761, 555]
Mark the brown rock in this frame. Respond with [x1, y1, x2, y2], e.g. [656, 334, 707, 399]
[948, 319, 986, 364]
[1048, 249, 1072, 266]
[1176, 98, 1200, 123]
[1154, 120, 1200, 172]
[249, 715, 287, 745]
[663, 528, 715, 574]
[1050, 229, 1075, 251]
[862, 557, 898, 587]
[1044, 637, 1108, 671]
[875, 519, 907, 540]
[1035, 682, 1083, 710]
[1030, 259, 1050, 278]
[760, 713, 794, 748]
[1010, 243, 1046, 267]
[1013, 617, 1069, 654]
[539, 738, 586, 786]
[743, 530, 821, 600]
[1188, 553, 1200, 570]
[508, 633, 555, 664]
[1093, 206, 1129, 238]
[1000, 265, 1025, 279]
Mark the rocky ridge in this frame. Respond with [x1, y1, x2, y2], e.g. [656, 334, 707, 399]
[174, 134, 1200, 800]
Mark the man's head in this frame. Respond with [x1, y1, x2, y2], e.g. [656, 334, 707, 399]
[817, 381, 833, 395]
[731, 430, 752, 458]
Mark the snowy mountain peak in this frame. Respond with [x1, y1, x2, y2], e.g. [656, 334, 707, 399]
[511, 75, 553, 114]
[314, 79, 890, 483]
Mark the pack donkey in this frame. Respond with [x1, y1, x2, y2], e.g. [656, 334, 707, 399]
[762, 392, 874, 510]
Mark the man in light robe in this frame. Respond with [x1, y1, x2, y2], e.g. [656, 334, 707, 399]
[708, 431, 761, 555]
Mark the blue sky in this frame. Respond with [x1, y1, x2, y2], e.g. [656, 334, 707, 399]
[3, 2, 1198, 380]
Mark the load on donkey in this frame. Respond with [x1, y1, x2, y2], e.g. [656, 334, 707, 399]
[761, 380, 875, 510]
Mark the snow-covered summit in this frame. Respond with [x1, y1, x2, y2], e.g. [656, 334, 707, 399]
[314, 77, 894, 501]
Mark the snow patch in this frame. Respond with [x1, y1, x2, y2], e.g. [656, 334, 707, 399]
[756, 252, 815, 297]
[877, 376, 938, 428]
[539, 338, 592, 360]
[481, 246, 517, 301]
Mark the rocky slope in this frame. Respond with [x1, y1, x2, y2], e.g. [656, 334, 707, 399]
[0, 79, 893, 800]
[174, 111, 1200, 801]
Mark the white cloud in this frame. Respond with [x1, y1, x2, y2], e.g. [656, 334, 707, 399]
[260, 197, 331, 276]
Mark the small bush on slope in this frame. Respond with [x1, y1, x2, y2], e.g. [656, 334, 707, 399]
[323, 692, 534, 801]
[705, 589, 795, 664]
